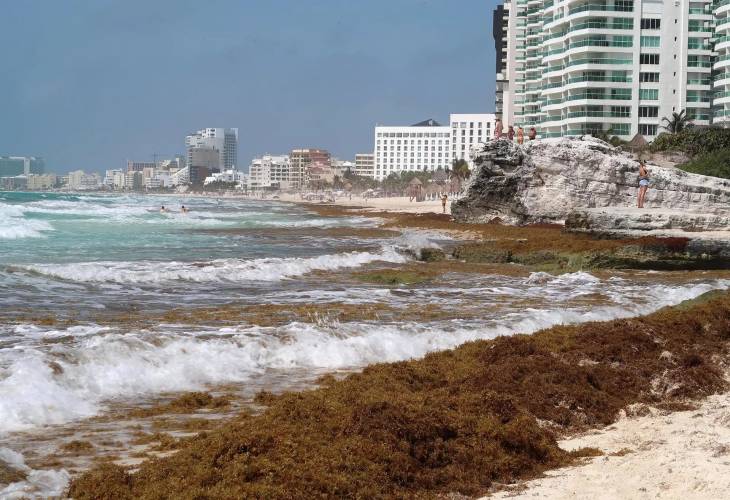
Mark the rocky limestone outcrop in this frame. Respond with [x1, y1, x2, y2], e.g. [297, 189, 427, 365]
[452, 137, 730, 225]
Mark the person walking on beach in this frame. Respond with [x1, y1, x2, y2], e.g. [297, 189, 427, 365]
[637, 161, 650, 209]
[441, 194, 448, 213]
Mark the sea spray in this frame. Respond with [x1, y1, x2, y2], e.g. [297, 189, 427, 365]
[1, 273, 727, 435]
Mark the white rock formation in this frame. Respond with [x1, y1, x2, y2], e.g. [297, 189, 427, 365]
[453, 137, 730, 226]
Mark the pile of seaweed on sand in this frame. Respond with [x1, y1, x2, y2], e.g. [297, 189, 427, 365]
[70, 292, 730, 499]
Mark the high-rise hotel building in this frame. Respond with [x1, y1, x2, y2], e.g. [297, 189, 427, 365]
[494, 0, 716, 140]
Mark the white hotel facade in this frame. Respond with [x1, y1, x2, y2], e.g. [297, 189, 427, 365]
[373, 114, 496, 180]
[494, 0, 718, 140]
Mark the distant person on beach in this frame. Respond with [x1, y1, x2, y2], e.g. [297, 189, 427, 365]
[517, 126, 524, 144]
[441, 194, 448, 213]
[528, 127, 537, 140]
[637, 161, 650, 209]
[507, 126, 515, 141]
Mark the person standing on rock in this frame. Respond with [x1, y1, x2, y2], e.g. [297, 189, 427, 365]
[507, 126, 515, 141]
[517, 126, 524, 144]
[638, 161, 650, 209]
[494, 119, 502, 140]
[528, 127, 537, 140]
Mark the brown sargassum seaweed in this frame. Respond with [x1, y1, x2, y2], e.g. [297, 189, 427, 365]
[69, 291, 730, 499]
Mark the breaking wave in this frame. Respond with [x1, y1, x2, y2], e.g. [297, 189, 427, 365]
[0, 203, 54, 240]
[19, 247, 409, 284]
[0, 274, 726, 435]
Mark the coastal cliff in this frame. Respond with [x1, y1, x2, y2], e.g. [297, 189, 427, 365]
[452, 137, 730, 225]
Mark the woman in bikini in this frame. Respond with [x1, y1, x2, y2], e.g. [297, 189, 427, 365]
[637, 161, 649, 209]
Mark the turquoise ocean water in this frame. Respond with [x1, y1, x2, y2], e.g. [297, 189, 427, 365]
[1, 191, 729, 496]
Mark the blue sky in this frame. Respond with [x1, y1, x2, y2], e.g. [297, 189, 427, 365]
[1, 0, 500, 173]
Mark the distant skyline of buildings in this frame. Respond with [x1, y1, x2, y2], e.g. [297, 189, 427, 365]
[2, 112, 496, 191]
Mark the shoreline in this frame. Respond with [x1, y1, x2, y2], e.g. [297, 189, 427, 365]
[62, 203, 730, 499]
[68, 288, 730, 499]
[277, 192, 454, 214]
[5, 194, 730, 498]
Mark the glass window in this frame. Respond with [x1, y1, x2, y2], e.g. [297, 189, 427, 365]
[640, 18, 660, 30]
[640, 36, 660, 47]
[639, 106, 659, 117]
[639, 124, 658, 135]
[639, 88, 659, 100]
[639, 72, 659, 82]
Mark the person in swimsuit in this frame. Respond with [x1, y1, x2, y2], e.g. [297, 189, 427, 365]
[637, 161, 650, 208]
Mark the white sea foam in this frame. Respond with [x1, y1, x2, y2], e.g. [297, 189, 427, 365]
[0, 447, 69, 498]
[0, 203, 53, 240]
[0, 275, 726, 435]
[20, 247, 408, 284]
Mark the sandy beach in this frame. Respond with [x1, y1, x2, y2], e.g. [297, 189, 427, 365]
[489, 386, 730, 499]
[278, 193, 452, 214]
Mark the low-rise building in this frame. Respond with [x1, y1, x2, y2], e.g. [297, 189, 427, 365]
[203, 169, 245, 186]
[127, 161, 156, 172]
[354, 153, 374, 178]
[124, 171, 144, 190]
[449, 113, 496, 168]
[373, 119, 451, 181]
[249, 155, 290, 189]
[26, 174, 57, 190]
[0, 176, 28, 190]
[290, 149, 330, 190]
[66, 170, 102, 190]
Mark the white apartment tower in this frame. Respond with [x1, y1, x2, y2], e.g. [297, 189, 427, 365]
[185, 128, 238, 170]
[495, 0, 715, 140]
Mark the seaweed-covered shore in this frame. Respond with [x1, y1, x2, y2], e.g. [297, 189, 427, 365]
[68, 288, 730, 498]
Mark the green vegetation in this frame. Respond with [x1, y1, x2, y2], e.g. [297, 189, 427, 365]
[69, 291, 730, 499]
[451, 159, 471, 180]
[660, 109, 692, 134]
[650, 127, 730, 179]
[650, 127, 730, 157]
[676, 148, 730, 179]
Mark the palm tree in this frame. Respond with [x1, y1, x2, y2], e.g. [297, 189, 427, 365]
[661, 109, 692, 133]
[451, 159, 471, 180]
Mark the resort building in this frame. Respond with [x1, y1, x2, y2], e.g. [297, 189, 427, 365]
[66, 170, 102, 191]
[449, 114, 497, 168]
[494, 0, 714, 140]
[0, 156, 45, 177]
[249, 154, 291, 189]
[373, 119, 451, 181]
[127, 161, 157, 172]
[354, 153, 375, 178]
[289, 149, 331, 189]
[185, 128, 238, 170]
